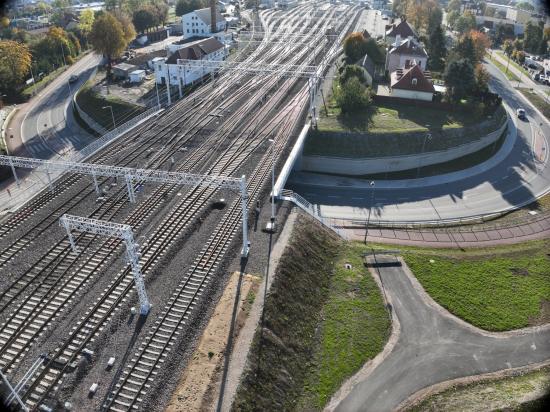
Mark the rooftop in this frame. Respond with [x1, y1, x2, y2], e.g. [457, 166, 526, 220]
[391, 64, 435, 93]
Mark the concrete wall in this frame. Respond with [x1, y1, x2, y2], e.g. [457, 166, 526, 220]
[300, 121, 507, 175]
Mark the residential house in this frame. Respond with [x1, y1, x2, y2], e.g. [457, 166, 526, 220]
[384, 18, 417, 45]
[390, 63, 435, 101]
[182, 7, 227, 42]
[154, 37, 226, 87]
[385, 36, 428, 75]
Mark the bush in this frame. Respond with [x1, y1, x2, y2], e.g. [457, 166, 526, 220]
[340, 64, 368, 85]
[335, 77, 372, 114]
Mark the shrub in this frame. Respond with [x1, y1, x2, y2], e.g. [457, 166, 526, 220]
[340, 64, 368, 85]
[335, 77, 372, 114]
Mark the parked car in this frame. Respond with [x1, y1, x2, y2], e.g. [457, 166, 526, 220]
[532, 72, 540, 81]
[69, 74, 78, 83]
[516, 108, 526, 120]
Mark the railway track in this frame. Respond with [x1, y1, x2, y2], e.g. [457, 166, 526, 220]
[0, 4, 360, 410]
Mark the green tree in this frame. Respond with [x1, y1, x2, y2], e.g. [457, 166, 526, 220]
[36, 2, 52, 15]
[453, 34, 477, 64]
[113, 11, 137, 43]
[176, 0, 207, 16]
[447, 0, 461, 13]
[454, 12, 476, 34]
[0, 40, 32, 92]
[133, 6, 156, 33]
[503, 39, 514, 56]
[335, 77, 372, 114]
[89, 13, 128, 77]
[364, 38, 384, 64]
[427, 25, 446, 71]
[151, 0, 169, 27]
[444, 58, 476, 103]
[343, 32, 368, 62]
[523, 21, 543, 53]
[446, 10, 459, 29]
[516, 1, 535, 11]
[475, 63, 489, 94]
[78, 9, 95, 37]
[427, 6, 442, 33]
[513, 38, 523, 51]
[340, 64, 368, 85]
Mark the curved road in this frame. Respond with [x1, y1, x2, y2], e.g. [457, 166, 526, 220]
[6, 52, 101, 160]
[287, 60, 550, 223]
[331, 256, 550, 411]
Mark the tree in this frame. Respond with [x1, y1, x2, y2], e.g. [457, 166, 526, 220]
[446, 10, 459, 29]
[454, 12, 476, 35]
[453, 34, 477, 64]
[427, 25, 446, 71]
[516, 1, 535, 11]
[151, 0, 169, 27]
[513, 38, 523, 51]
[112, 10, 137, 43]
[523, 21, 543, 53]
[0, 40, 32, 92]
[0, 16, 9, 29]
[176, 0, 207, 16]
[343, 32, 368, 62]
[133, 6, 156, 33]
[444, 58, 476, 102]
[427, 6, 442, 33]
[402, 0, 440, 31]
[89, 13, 128, 77]
[340, 64, 368, 85]
[512, 50, 526, 64]
[485, 6, 496, 17]
[469, 30, 491, 63]
[493, 23, 514, 46]
[335, 77, 372, 114]
[364, 38, 384, 64]
[447, 0, 461, 13]
[36, 1, 52, 16]
[503, 39, 514, 56]
[78, 9, 95, 37]
[474, 64, 489, 94]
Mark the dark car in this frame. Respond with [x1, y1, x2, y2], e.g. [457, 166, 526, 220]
[69, 74, 78, 83]
[516, 108, 526, 120]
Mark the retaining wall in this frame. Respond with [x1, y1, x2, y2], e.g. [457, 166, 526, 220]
[300, 120, 508, 175]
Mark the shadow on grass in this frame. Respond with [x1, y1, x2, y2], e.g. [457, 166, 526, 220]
[336, 105, 377, 132]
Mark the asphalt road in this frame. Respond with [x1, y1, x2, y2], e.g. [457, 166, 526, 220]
[333, 256, 550, 411]
[287, 57, 550, 222]
[7, 52, 101, 160]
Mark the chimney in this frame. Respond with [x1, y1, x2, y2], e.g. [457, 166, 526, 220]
[210, 0, 216, 34]
[395, 34, 401, 45]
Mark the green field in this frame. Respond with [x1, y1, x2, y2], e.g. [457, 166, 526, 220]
[388, 240, 550, 331]
[518, 88, 550, 121]
[298, 243, 391, 409]
[76, 82, 146, 131]
[486, 53, 520, 82]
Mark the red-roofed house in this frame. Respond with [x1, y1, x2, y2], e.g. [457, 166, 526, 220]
[390, 63, 435, 101]
[385, 18, 417, 44]
[385, 36, 428, 75]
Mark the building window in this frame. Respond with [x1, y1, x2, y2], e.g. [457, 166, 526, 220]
[202, 29, 204, 33]
[187, 29, 189, 33]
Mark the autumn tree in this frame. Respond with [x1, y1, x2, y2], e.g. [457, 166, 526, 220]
[503, 39, 514, 56]
[452, 34, 477, 64]
[0, 40, 32, 92]
[112, 10, 137, 43]
[343, 32, 368, 62]
[0, 16, 9, 28]
[454, 12, 476, 34]
[89, 13, 128, 77]
[402, 0, 440, 31]
[469, 30, 491, 63]
[474, 64, 489, 94]
[78, 9, 95, 38]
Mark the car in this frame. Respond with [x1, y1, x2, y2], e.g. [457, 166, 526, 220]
[69, 74, 78, 83]
[516, 108, 526, 120]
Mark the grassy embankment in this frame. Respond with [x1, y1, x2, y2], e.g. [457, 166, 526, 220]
[495, 50, 531, 78]
[368, 240, 550, 331]
[232, 215, 391, 411]
[518, 88, 550, 121]
[407, 366, 550, 412]
[75, 81, 146, 131]
[486, 53, 520, 82]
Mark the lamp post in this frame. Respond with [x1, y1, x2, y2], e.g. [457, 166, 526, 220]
[416, 132, 432, 179]
[364, 181, 375, 245]
[266, 137, 277, 232]
[102, 106, 116, 130]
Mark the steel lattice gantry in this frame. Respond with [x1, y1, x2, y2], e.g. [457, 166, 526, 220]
[59, 214, 151, 315]
[0, 155, 250, 256]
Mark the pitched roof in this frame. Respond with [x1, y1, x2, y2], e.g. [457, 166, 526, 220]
[389, 38, 427, 57]
[391, 64, 435, 93]
[385, 19, 416, 39]
[194, 7, 225, 27]
[166, 37, 224, 64]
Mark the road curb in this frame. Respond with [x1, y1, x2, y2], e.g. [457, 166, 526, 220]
[1, 107, 18, 155]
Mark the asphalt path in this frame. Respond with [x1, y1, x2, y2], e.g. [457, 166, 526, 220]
[287, 59, 550, 222]
[332, 256, 550, 411]
[7, 52, 101, 160]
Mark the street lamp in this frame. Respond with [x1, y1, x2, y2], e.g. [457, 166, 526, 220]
[416, 132, 432, 179]
[266, 137, 277, 232]
[102, 106, 116, 130]
[364, 181, 375, 245]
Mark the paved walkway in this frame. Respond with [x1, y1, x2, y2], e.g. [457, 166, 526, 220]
[329, 256, 550, 411]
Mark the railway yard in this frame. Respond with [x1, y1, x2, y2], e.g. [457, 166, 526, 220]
[0, 3, 361, 411]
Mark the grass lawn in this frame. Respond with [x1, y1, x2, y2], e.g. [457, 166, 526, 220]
[486, 53, 519, 82]
[408, 366, 550, 412]
[298, 243, 391, 409]
[375, 240, 550, 331]
[76, 82, 146, 131]
[518, 88, 550, 121]
[495, 50, 531, 78]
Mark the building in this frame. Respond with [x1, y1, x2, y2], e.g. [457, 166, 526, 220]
[129, 70, 146, 84]
[372, 0, 388, 11]
[154, 37, 226, 87]
[182, 7, 227, 42]
[390, 63, 435, 101]
[385, 18, 417, 45]
[112, 63, 138, 80]
[385, 36, 428, 75]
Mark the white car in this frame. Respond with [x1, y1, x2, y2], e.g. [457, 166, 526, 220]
[516, 108, 526, 120]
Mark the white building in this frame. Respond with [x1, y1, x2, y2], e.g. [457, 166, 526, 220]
[390, 63, 435, 102]
[154, 37, 226, 88]
[182, 7, 227, 43]
[385, 36, 428, 75]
